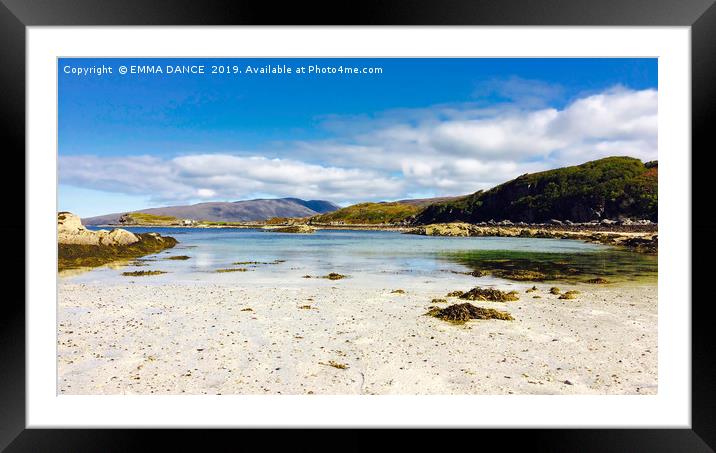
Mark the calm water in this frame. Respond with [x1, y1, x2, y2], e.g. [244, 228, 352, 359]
[64, 227, 657, 286]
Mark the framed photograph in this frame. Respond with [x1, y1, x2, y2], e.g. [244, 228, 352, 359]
[4, 0, 715, 449]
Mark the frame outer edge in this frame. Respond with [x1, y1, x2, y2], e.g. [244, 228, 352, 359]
[4, 0, 714, 450]
[0, 0, 27, 451]
[0, 0, 715, 25]
[691, 1, 716, 450]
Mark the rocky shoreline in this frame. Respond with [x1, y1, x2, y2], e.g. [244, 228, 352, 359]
[405, 222, 657, 253]
[58, 212, 178, 271]
[87, 217, 657, 253]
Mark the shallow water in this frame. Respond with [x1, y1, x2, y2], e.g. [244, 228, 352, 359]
[64, 227, 656, 286]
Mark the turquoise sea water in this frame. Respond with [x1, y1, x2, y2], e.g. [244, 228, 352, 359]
[65, 227, 657, 286]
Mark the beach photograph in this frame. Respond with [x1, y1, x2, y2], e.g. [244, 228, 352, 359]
[57, 57, 658, 395]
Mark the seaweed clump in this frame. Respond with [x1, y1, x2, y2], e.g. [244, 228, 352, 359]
[586, 277, 610, 284]
[549, 287, 561, 295]
[391, 289, 406, 294]
[324, 273, 347, 280]
[558, 290, 581, 300]
[494, 269, 549, 281]
[469, 269, 489, 277]
[215, 268, 249, 273]
[166, 255, 191, 260]
[319, 360, 349, 369]
[446, 290, 465, 297]
[459, 287, 519, 302]
[122, 270, 167, 277]
[425, 303, 514, 324]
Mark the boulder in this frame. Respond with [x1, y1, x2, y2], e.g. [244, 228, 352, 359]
[58, 212, 139, 246]
[57, 211, 85, 233]
[104, 228, 141, 246]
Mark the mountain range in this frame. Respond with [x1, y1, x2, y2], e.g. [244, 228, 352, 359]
[82, 156, 658, 226]
[83, 197, 341, 225]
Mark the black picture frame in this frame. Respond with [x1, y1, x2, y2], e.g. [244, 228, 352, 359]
[2, 0, 714, 450]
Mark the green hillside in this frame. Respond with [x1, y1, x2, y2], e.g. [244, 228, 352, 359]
[412, 157, 657, 224]
[311, 202, 422, 225]
[120, 213, 180, 226]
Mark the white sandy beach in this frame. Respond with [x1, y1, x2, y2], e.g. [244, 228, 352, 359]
[58, 279, 657, 395]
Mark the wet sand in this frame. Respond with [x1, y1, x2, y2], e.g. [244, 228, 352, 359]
[58, 280, 657, 395]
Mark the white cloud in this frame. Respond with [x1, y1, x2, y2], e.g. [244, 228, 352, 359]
[60, 86, 657, 205]
[60, 154, 403, 204]
[295, 86, 657, 187]
[196, 188, 216, 198]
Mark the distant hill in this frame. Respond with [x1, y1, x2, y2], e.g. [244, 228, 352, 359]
[412, 157, 658, 225]
[283, 198, 340, 213]
[83, 198, 341, 225]
[310, 202, 422, 225]
[309, 196, 468, 225]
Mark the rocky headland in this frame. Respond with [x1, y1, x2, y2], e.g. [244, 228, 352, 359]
[58, 212, 178, 271]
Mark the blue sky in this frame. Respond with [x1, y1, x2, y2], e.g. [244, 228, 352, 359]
[58, 58, 657, 217]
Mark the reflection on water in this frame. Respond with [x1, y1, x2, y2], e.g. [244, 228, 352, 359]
[65, 227, 656, 285]
[58, 259, 136, 278]
[441, 249, 657, 283]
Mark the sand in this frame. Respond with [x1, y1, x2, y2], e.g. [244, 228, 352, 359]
[57, 277, 657, 395]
